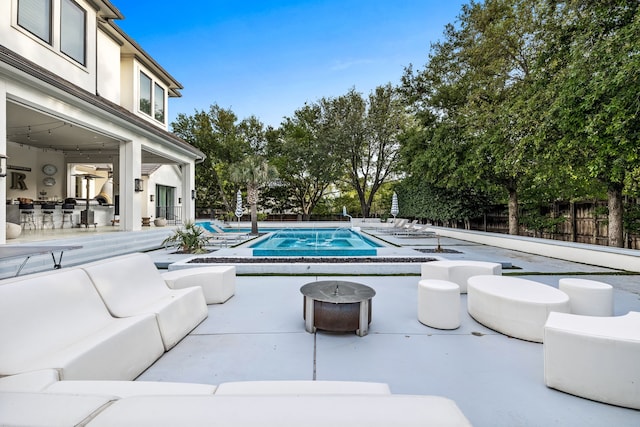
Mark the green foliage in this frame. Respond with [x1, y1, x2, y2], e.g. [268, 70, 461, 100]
[229, 155, 278, 234]
[268, 103, 342, 218]
[162, 221, 211, 254]
[396, 176, 497, 223]
[171, 105, 267, 214]
[519, 208, 567, 237]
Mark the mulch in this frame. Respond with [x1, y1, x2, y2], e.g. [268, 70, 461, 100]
[189, 256, 438, 264]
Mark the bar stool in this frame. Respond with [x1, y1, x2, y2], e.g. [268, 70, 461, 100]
[41, 203, 56, 229]
[61, 203, 76, 228]
[19, 203, 36, 229]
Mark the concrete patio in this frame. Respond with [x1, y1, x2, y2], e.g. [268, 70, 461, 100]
[139, 231, 640, 426]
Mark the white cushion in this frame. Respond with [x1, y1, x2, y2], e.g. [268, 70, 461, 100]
[163, 266, 236, 304]
[83, 253, 208, 350]
[0, 269, 165, 379]
[46, 380, 217, 397]
[86, 395, 472, 427]
[0, 370, 59, 392]
[0, 392, 113, 427]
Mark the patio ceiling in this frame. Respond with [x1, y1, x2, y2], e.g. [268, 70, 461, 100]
[6, 101, 175, 165]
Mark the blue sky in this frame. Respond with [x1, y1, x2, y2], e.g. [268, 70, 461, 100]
[116, 1, 468, 129]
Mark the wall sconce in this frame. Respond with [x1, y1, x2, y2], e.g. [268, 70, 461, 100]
[0, 154, 7, 178]
[191, 189, 196, 200]
[134, 178, 143, 192]
[178, 197, 182, 204]
[150, 194, 154, 202]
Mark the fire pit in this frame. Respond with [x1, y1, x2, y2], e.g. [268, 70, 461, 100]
[300, 280, 376, 337]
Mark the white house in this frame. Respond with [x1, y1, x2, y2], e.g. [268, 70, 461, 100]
[0, 0, 204, 242]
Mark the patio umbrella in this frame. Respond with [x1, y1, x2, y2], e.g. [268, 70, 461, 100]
[235, 190, 243, 228]
[391, 192, 399, 219]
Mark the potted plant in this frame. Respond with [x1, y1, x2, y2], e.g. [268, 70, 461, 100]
[161, 221, 211, 254]
[154, 217, 167, 227]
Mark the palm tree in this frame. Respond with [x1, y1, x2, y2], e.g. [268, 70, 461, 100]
[229, 155, 278, 235]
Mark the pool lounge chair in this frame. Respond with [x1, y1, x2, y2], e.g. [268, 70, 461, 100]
[200, 224, 250, 247]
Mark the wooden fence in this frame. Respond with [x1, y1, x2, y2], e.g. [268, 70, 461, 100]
[461, 201, 640, 250]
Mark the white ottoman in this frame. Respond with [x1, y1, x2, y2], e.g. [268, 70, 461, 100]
[558, 278, 614, 316]
[467, 275, 570, 342]
[421, 260, 502, 293]
[162, 266, 235, 304]
[418, 279, 460, 330]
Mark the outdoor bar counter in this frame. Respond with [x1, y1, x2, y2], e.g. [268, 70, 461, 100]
[6, 202, 115, 228]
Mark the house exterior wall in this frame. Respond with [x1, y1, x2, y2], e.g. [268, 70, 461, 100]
[96, 29, 121, 104]
[119, 56, 134, 112]
[145, 165, 183, 218]
[2, 0, 98, 94]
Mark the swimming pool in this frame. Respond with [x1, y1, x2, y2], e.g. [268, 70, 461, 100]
[250, 228, 381, 256]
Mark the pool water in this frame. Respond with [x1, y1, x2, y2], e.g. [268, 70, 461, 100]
[250, 228, 381, 257]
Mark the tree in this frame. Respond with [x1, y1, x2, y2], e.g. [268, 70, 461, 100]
[401, 0, 544, 235]
[535, 0, 640, 247]
[172, 105, 249, 214]
[229, 155, 278, 235]
[324, 85, 406, 217]
[172, 105, 270, 220]
[269, 103, 343, 219]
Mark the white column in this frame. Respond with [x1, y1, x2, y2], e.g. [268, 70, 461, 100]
[0, 80, 7, 243]
[182, 161, 195, 223]
[119, 139, 142, 231]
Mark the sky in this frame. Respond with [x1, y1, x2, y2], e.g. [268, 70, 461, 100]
[116, 1, 469, 129]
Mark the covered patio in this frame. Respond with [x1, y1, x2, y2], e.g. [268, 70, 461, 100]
[137, 231, 640, 426]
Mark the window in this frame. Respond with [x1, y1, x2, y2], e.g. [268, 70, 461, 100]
[154, 83, 165, 123]
[139, 71, 152, 115]
[17, 0, 52, 43]
[60, 0, 86, 64]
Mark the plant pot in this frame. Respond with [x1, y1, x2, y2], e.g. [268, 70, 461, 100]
[154, 218, 167, 227]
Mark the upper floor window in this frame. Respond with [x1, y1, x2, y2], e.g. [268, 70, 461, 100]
[17, 0, 52, 44]
[139, 71, 152, 115]
[154, 83, 165, 123]
[60, 0, 86, 65]
[139, 70, 166, 124]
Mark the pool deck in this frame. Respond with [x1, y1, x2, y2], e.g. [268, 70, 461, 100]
[140, 226, 640, 427]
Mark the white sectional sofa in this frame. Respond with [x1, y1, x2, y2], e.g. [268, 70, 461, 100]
[0, 377, 472, 426]
[0, 268, 165, 380]
[82, 253, 208, 350]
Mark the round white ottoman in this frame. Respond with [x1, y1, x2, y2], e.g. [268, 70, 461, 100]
[418, 279, 460, 329]
[558, 278, 614, 316]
